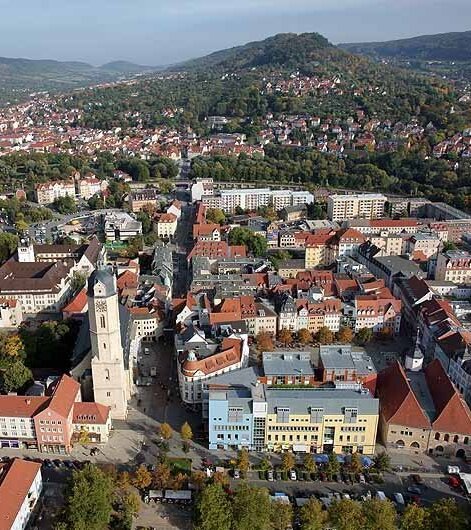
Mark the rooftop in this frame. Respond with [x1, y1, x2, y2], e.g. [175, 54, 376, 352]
[262, 351, 315, 377]
[319, 345, 375, 375]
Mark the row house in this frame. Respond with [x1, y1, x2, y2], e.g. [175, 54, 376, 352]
[35, 180, 75, 205]
[435, 250, 471, 283]
[353, 293, 402, 334]
[304, 228, 365, 269]
[277, 294, 341, 333]
[154, 212, 178, 239]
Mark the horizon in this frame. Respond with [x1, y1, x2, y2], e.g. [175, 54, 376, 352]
[0, 0, 470, 65]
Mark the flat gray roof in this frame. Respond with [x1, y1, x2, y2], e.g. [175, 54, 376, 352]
[265, 387, 378, 415]
[376, 255, 423, 275]
[319, 345, 376, 375]
[263, 351, 315, 376]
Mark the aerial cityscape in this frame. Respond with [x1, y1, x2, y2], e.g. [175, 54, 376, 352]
[0, 2, 471, 529]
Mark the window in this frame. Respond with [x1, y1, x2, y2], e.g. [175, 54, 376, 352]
[105, 369, 110, 381]
[344, 408, 358, 424]
[107, 392, 111, 397]
[435, 432, 440, 440]
[100, 314, 106, 328]
[310, 407, 324, 423]
[228, 407, 243, 423]
[276, 407, 290, 423]
[444, 434, 450, 442]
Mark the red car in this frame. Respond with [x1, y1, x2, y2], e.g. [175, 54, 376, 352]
[449, 476, 461, 488]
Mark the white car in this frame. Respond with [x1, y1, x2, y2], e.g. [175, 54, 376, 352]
[289, 470, 297, 481]
[144, 348, 150, 355]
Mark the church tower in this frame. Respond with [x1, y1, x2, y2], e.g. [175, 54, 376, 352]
[17, 237, 35, 263]
[88, 268, 129, 419]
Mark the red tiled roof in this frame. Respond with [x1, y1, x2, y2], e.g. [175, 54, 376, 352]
[0, 395, 49, 418]
[376, 362, 430, 429]
[117, 270, 138, 290]
[62, 288, 87, 314]
[0, 459, 42, 530]
[72, 402, 110, 425]
[47, 375, 80, 419]
[425, 359, 471, 435]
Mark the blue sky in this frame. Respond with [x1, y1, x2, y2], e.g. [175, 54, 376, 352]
[0, 0, 470, 65]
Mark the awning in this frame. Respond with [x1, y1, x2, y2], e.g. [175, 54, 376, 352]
[292, 444, 309, 452]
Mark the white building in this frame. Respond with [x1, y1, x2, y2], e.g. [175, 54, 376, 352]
[327, 194, 387, 222]
[78, 175, 105, 200]
[104, 212, 142, 242]
[0, 459, 42, 530]
[154, 213, 178, 239]
[435, 251, 471, 283]
[35, 180, 76, 205]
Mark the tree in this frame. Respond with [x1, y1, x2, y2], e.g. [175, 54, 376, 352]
[270, 501, 293, 530]
[0, 333, 24, 358]
[0, 232, 18, 263]
[228, 227, 267, 257]
[400, 504, 429, 530]
[61, 464, 114, 530]
[206, 208, 226, 224]
[236, 448, 250, 473]
[328, 499, 364, 530]
[302, 454, 317, 474]
[52, 195, 77, 214]
[280, 452, 296, 471]
[378, 327, 393, 341]
[361, 498, 397, 530]
[180, 421, 193, 441]
[299, 498, 327, 530]
[259, 457, 272, 472]
[131, 465, 152, 490]
[356, 327, 373, 345]
[349, 452, 363, 474]
[298, 328, 312, 345]
[191, 470, 207, 491]
[212, 471, 229, 488]
[325, 452, 340, 475]
[170, 472, 187, 490]
[337, 326, 354, 343]
[373, 452, 391, 472]
[159, 422, 172, 440]
[0, 360, 32, 393]
[15, 219, 29, 232]
[278, 328, 293, 347]
[71, 272, 87, 293]
[256, 331, 274, 352]
[427, 498, 468, 530]
[194, 483, 232, 530]
[316, 326, 333, 344]
[152, 462, 172, 489]
[232, 483, 272, 530]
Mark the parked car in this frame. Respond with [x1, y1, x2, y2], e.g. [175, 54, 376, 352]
[43, 459, 53, 468]
[53, 459, 63, 468]
[449, 475, 461, 489]
[275, 471, 282, 481]
[63, 460, 75, 469]
[359, 474, 366, 484]
[411, 474, 424, 485]
[289, 470, 297, 481]
[233, 469, 240, 479]
[267, 470, 274, 482]
[407, 486, 422, 495]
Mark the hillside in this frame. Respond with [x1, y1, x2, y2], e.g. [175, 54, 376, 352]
[0, 56, 157, 106]
[340, 30, 471, 61]
[170, 32, 335, 73]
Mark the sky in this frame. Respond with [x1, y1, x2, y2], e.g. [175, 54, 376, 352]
[0, 0, 470, 65]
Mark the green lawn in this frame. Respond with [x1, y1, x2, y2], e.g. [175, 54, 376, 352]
[168, 457, 192, 474]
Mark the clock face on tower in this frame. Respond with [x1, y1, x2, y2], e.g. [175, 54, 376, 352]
[96, 300, 107, 312]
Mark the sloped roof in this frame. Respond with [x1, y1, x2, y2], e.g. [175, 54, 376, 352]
[62, 288, 88, 314]
[73, 402, 111, 425]
[376, 362, 430, 429]
[425, 359, 471, 434]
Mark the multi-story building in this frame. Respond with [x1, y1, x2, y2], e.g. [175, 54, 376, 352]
[353, 292, 402, 334]
[78, 175, 104, 200]
[377, 360, 471, 457]
[208, 383, 379, 454]
[104, 212, 143, 242]
[405, 233, 442, 260]
[347, 219, 423, 236]
[201, 188, 314, 213]
[154, 212, 178, 239]
[0, 298, 23, 328]
[0, 374, 111, 453]
[129, 188, 159, 212]
[435, 250, 471, 283]
[35, 180, 76, 205]
[191, 178, 214, 202]
[327, 194, 387, 222]
[0, 459, 43, 530]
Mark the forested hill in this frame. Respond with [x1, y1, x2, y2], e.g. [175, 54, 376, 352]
[170, 32, 341, 73]
[0, 56, 155, 106]
[340, 30, 471, 61]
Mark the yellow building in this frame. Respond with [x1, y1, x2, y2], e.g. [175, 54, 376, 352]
[264, 387, 379, 455]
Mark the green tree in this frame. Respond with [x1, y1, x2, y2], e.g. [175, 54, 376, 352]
[325, 452, 340, 475]
[328, 499, 364, 530]
[232, 483, 272, 530]
[302, 454, 317, 473]
[362, 498, 397, 530]
[280, 452, 296, 472]
[0, 233, 18, 263]
[299, 498, 327, 530]
[71, 272, 87, 293]
[373, 452, 391, 472]
[181, 421, 193, 441]
[62, 464, 115, 530]
[427, 498, 468, 530]
[270, 501, 293, 530]
[206, 208, 226, 224]
[15, 219, 29, 232]
[0, 360, 32, 393]
[400, 504, 429, 530]
[316, 326, 334, 344]
[194, 483, 232, 530]
[356, 327, 373, 345]
[236, 448, 250, 473]
[52, 195, 77, 214]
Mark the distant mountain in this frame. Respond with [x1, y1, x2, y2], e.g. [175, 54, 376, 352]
[340, 30, 471, 62]
[99, 60, 154, 74]
[170, 32, 335, 72]
[0, 56, 160, 106]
